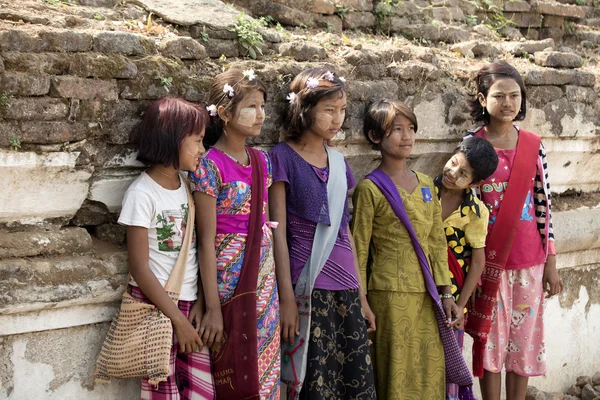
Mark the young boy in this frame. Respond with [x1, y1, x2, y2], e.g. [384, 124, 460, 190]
[434, 136, 499, 400]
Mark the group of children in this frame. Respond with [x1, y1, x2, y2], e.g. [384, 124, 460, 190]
[115, 60, 562, 400]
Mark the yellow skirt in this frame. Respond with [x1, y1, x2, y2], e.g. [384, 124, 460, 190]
[369, 290, 445, 400]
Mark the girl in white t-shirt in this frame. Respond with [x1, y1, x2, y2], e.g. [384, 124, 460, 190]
[118, 97, 216, 400]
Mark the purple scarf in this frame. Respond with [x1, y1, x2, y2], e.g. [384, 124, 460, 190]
[367, 169, 476, 399]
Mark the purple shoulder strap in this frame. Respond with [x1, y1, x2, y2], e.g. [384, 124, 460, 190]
[366, 169, 475, 396]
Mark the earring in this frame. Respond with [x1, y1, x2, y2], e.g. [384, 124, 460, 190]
[482, 108, 486, 115]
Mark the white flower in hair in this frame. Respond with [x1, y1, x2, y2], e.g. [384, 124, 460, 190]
[223, 83, 235, 97]
[242, 69, 256, 81]
[286, 92, 297, 104]
[306, 77, 320, 89]
[324, 71, 335, 81]
[339, 76, 346, 83]
[206, 104, 218, 116]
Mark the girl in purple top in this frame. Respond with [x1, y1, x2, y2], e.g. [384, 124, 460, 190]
[269, 68, 376, 399]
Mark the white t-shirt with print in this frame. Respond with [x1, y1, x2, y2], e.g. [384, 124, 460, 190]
[118, 172, 198, 301]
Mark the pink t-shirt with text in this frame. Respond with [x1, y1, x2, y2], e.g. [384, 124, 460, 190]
[481, 148, 546, 270]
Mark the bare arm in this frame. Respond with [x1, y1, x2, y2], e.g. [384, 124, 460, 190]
[457, 247, 485, 310]
[348, 227, 376, 333]
[269, 181, 299, 345]
[127, 226, 202, 353]
[194, 191, 224, 348]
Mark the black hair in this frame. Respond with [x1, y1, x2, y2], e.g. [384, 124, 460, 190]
[205, 69, 267, 147]
[363, 99, 418, 150]
[455, 136, 499, 183]
[283, 68, 347, 141]
[135, 97, 208, 169]
[470, 60, 527, 124]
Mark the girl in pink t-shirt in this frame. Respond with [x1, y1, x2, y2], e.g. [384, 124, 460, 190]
[465, 61, 563, 400]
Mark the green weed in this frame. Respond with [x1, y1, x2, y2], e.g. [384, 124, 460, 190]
[231, 12, 266, 59]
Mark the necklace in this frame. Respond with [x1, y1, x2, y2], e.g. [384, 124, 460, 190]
[153, 166, 179, 178]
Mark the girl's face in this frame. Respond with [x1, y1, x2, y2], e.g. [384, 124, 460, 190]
[378, 114, 415, 160]
[442, 152, 476, 190]
[224, 90, 265, 138]
[179, 129, 205, 171]
[479, 78, 522, 123]
[308, 92, 347, 140]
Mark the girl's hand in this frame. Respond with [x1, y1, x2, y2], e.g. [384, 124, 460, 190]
[172, 314, 204, 354]
[361, 296, 377, 333]
[443, 298, 464, 329]
[199, 306, 224, 348]
[469, 284, 482, 310]
[188, 301, 204, 334]
[280, 296, 300, 346]
[543, 255, 563, 298]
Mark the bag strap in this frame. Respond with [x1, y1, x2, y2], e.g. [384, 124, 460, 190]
[232, 147, 265, 295]
[163, 173, 196, 297]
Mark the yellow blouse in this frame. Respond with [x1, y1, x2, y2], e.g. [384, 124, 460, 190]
[351, 171, 451, 293]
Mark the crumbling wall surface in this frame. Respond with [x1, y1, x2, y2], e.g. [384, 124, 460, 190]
[0, 0, 599, 398]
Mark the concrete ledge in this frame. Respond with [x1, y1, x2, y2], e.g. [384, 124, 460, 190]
[0, 150, 92, 224]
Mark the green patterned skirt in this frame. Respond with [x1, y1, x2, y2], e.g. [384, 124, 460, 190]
[369, 290, 445, 400]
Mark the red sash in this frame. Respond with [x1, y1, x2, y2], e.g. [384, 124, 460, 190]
[464, 129, 541, 378]
[447, 246, 465, 290]
[211, 147, 264, 399]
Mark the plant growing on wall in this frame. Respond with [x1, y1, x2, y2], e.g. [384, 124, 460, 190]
[468, 0, 515, 33]
[9, 136, 21, 151]
[0, 93, 13, 108]
[231, 12, 266, 59]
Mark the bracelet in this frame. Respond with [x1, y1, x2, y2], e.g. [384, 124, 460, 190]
[441, 293, 455, 301]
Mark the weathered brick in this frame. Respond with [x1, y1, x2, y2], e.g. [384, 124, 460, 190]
[564, 85, 598, 104]
[531, 0, 585, 18]
[431, 6, 466, 22]
[577, 31, 600, 44]
[504, 0, 531, 12]
[189, 25, 236, 40]
[524, 67, 575, 85]
[506, 12, 543, 27]
[341, 0, 373, 11]
[68, 53, 138, 79]
[0, 228, 92, 258]
[1, 52, 70, 75]
[503, 38, 555, 54]
[204, 38, 239, 58]
[534, 51, 583, 68]
[571, 71, 595, 87]
[439, 26, 471, 42]
[0, 98, 69, 121]
[50, 76, 118, 101]
[0, 11, 50, 25]
[542, 15, 565, 27]
[93, 31, 155, 56]
[159, 37, 206, 60]
[342, 11, 376, 29]
[279, 41, 327, 61]
[538, 27, 565, 42]
[38, 30, 93, 52]
[19, 121, 88, 144]
[0, 29, 41, 52]
[0, 72, 50, 96]
[312, 0, 335, 14]
[527, 85, 564, 107]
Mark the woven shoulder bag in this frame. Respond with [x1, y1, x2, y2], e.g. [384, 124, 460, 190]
[94, 173, 195, 386]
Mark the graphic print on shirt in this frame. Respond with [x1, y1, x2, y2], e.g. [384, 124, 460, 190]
[482, 179, 535, 224]
[156, 203, 190, 252]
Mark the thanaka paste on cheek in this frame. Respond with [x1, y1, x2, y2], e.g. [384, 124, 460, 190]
[315, 113, 333, 131]
[237, 107, 257, 127]
[455, 176, 470, 188]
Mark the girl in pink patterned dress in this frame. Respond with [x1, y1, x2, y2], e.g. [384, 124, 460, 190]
[191, 69, 280, 399]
